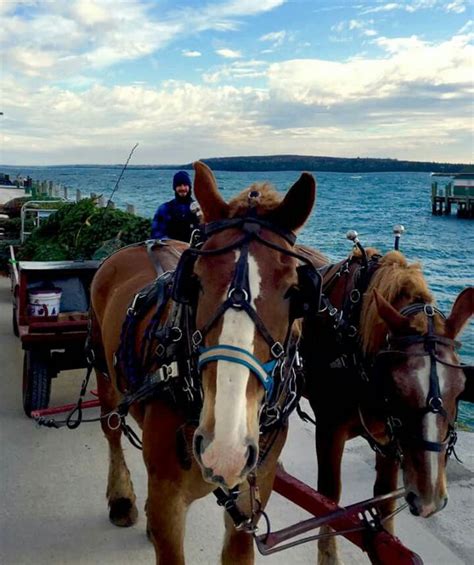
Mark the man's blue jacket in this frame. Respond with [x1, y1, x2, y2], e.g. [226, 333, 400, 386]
[150, 196, 199, 242]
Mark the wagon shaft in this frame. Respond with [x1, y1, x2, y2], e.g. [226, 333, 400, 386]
[256, 467, 423, 564]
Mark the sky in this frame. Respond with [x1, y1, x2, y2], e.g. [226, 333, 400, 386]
[0, 0, 472, 165]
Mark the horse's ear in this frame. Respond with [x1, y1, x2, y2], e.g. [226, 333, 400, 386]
[445, 287, 474, 339]
[193, 161, 229, 222]
[373, 289, 412, 334]
[268, 172, 316, 232]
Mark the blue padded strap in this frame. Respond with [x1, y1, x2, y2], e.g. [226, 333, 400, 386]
[198, 344, 277, 395]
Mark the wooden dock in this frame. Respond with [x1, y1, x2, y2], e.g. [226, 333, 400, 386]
[431, 171, 474, 218]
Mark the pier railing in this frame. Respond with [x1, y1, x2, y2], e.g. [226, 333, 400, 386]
[28, 180, 136, 215]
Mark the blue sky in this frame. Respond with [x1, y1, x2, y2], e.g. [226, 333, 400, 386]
[0, 0, 472, 165]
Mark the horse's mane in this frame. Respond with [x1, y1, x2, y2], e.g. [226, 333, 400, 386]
[227, 183, 282, 218]
[360, 251, 441, 355]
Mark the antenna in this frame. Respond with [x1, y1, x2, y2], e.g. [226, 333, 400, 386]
[106, 143, 139, 209]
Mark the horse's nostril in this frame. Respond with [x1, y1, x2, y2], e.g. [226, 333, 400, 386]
[245, 442, 258, 471]
[406, 491, 419, 516]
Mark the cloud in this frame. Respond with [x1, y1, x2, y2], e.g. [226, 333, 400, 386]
[1, 1, 472, 165]
[215, 48, 242, 58]
[259, 30, 287, 46]
[444, 0, 466, 13]
[203, 60, 268, 83]
[268, 32, 473, 106]
[182, 50, 202, 57]
[330, 18, 378, 40]
[361, 1, 437, 14]
[1, 0, 285, 79]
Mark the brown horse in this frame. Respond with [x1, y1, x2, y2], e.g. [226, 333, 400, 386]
[302, 248, 473, 564]
[90, 161, 316, 564]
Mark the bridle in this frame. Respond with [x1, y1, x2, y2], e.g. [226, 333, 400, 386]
[173, 213, 322, 413]
[374, 303, 463, 459]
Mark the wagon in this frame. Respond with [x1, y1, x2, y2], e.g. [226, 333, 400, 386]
[9, 245, 99, 416]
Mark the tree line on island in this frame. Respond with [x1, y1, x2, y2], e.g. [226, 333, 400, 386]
[67, 155, 469, 173]
[184, 155, 469, 173]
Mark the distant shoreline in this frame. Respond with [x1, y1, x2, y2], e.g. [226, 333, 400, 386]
[1, 154, 471, 174]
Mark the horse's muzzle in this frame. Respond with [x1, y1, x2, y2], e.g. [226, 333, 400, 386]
[406, 491, 448, 517]
[193, 430, 258, 488]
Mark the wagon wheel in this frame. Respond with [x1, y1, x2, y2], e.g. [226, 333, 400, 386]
[22, 350, 52, 417]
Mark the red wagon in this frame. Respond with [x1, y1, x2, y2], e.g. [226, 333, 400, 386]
[9, 245, 99, 416]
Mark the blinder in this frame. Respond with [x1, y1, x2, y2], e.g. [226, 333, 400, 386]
[172, 250, 199, 305]
[289, 264, 323, 320]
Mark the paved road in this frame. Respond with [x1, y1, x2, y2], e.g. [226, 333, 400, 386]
[0, 275, 472, 564]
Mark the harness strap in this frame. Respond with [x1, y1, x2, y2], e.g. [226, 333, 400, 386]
[213, 488, 253, 530]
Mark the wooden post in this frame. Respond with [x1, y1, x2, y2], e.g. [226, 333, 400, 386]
[126, 203, 136, 215]
[63, 186, 68, 200]
[41, 181, 48, 195]
[76, 189, 82, 202]
[431, 182, 437, 215]
[48, 180, 53, 196]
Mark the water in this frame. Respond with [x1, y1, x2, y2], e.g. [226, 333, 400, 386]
[3, 165, 473, 428]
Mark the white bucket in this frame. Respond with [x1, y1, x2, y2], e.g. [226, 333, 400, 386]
[28, 289, 62, 318]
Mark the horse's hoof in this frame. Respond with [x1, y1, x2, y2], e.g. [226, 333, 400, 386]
[109, 497, 138, 527]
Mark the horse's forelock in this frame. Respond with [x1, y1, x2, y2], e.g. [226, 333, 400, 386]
[360, 251, 435, 354]
[227, 182, 282, 218]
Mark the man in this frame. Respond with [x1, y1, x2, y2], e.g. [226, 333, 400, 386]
[150, 170, 200, 242]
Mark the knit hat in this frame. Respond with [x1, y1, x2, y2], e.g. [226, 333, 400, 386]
[173, 170, 192, 190]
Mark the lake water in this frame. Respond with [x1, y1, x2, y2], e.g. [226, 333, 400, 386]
[2, 165, 473, 428]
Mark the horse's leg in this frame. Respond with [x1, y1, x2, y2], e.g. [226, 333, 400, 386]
[97, 370, 138, 527]
[146, 476, 187, 565]
[143, 403, 201, 565]
[316, 425, 346, 565]
[374, 452, 400, 534]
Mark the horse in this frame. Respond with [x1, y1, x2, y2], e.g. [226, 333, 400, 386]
[301, 246, 473, 564]
[89, 161, 317, 564]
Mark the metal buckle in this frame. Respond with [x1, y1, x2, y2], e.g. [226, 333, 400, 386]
[428, 396, 443, 412]
[424, 304, 435, 317]
[171, 327, 183, 342]
[271, 342, 284, 358]
[107, 412, 122, 431]
[192, 330, 203, 347]
[127, 293, 142, 316]
[160, 362, 179, 383]
[154, 343, 165, 358]
[228, 287, 249, 305]
[348, 325, 358, 338]
[350, 289, 361, 304]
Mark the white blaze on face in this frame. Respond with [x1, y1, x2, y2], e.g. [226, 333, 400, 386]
[415, 357, 445, 498]
[200, 251, 262, 474]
